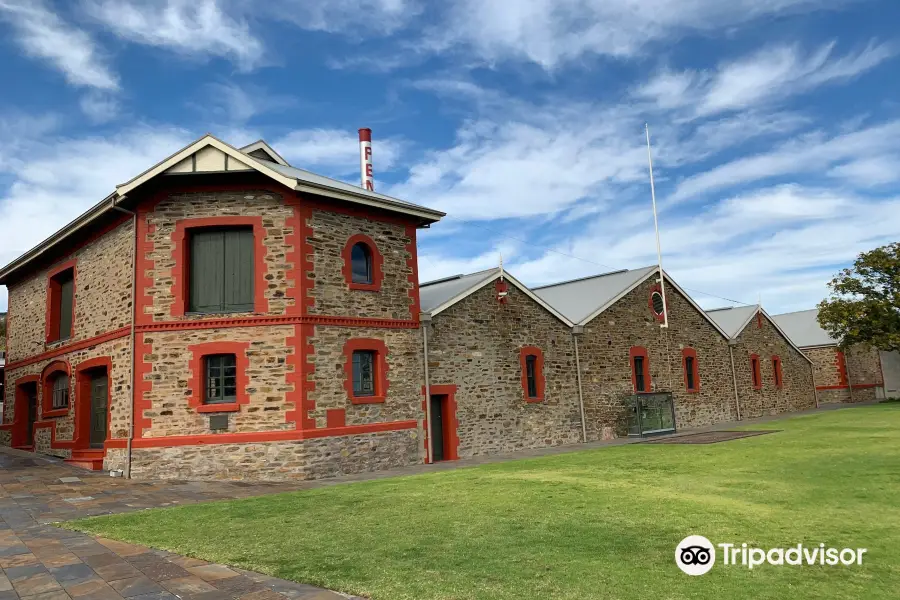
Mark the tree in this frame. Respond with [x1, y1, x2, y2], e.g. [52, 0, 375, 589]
[817, 242, 900, 351]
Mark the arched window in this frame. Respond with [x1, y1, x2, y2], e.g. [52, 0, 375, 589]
[651, 291, 664, 315]
[351, 242, 372, 285]
[51, 373, 69, 410]
[41, 361, 71, 418]
[648, 284, 665, 322]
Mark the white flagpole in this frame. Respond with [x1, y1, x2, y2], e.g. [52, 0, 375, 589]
[646, 123, 668, 328]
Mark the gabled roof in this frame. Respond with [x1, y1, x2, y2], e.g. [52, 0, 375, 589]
[706, 305, 760, 339]
[0, 134, 444, 284]
[420, 268, 574, 326]
[532, 266, 658, 324]
[707, 305, 813, 363]
[239, 140, 289, 166]
[771, 308, 837, 348]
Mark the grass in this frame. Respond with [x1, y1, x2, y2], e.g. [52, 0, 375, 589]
[64, 405, 900, 600]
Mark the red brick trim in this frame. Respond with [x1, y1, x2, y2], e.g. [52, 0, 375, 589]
[40, 360, 72, 418]
[421, 384, 459, 463]
[816, 383, 879, 391]
[134, 315, 418, 332]
[519, 346, 545, 402]
[495, 279, 509, 304]
[757, 312, 763, 329]
[285, 324, 317, 429]
[10, 375, 39, 447]
[44, 259, 77, 344]
[630, 346, 652, 392]
[187, 341, 251, 413]
[171, 216, 268, 317]
[342, 234, 384, 292]
[73, 356, 113, 449]
[648, 284, 665, 323]
[682, 348, 700, 393]
[750, 354, 762, 390]
[835, 350, 849, 387]
[343, 338, 389, 404]
[771, 355, 784, 389]
[134, 332, 154, 438]
[4, 327, 130, 370]
[105, 419, 417, 448]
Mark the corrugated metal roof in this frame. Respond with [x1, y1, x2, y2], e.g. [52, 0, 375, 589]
[532, 266, 658, 324]
[705, 305, 759, 338]
[771, 308, 837, 348]
[265, 162, 438, 215]
[420, 269, 498, 313]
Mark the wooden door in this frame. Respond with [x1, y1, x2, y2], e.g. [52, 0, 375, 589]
[89, 372, 108, 448]
[430, 396, 445, 462]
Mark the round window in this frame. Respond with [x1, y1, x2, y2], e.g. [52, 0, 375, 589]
[651, 291, 665, 316]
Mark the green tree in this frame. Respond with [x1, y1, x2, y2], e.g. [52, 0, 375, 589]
[817, 242, 900, 351]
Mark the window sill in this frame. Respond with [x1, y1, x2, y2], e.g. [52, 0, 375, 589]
[685, 388, 700, 394]
[185, 310, 255, 317]
[196, 403, 241, 413]
[348, 282, 381, 292]
[350, 395, 386, 405]
[524, 397, 545, 404]
[42, 408, 69, 418]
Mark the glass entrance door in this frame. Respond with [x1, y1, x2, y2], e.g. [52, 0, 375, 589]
[627, 393, 676, 436]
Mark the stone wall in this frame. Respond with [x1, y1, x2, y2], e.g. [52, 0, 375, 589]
[731, 315, 816, 418]
[5, 220, 133, 362]
[2, 336, 131, 458]
[307, 209, 416, 320]
[128, 429, 419, 481]
[804, 344, 883, 404]
[426, 282, 583, 458]
[577, 277, 736, 440]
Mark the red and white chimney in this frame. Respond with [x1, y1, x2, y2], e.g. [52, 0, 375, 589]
[359, 128, 373, 191]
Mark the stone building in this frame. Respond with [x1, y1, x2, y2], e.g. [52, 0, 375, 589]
[0, 135, 444, 479]
[0, 133, 836, 482]
[772, 309, 892, 403]
[708, 306, 817, 418]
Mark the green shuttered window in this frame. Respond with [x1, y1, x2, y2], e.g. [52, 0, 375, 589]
[57, 272, 74, 340]
[189, 228, 254, 313]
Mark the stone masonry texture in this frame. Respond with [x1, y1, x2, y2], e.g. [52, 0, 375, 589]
[730, 314, 816, 418]
[576, 277, 737, 440]
[5, 220, 133, 362]
[427, 282, 583, 458]
[806, 344, 884, 404]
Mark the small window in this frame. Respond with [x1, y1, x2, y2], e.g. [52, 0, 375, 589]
[772, 356, 783, 388]
[685, 356, 695, 390]
[750, 355, 761, 389]
[525, 355, 538, 398]
[650, 291, 665, 316]
[189, 228, 254, 313]
[634, 356, 647, 392]
[51, 373, 69, 409]
[351, 242, 372, 285]
[352, 350, 376, 397]
[205, 354, 237, 404]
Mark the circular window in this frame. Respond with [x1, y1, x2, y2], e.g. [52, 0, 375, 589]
[651, 291, 665, 316]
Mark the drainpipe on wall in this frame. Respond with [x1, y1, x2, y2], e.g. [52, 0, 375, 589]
[420, 312, 434, 464]
[110, 196, 136, 478]
[572, 325, 587, 443]
[844, 347, 854, 403]
[728, 341, 741, 421]
[811, 364, 820, 409]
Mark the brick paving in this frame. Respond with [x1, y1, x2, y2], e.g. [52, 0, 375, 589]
[0, 451, 354, 600]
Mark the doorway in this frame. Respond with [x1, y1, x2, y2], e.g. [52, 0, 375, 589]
[25, 383, 37, 447]
[627, 392, 676, 436]
[88, 370, 109, 448]
[429, 395, 445, 462]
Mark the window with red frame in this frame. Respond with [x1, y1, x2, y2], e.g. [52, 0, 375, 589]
[48, 268, 74, 342]
[750, 354, 762, 389]
[682, 348, 700, 392]
[519, 346, 545, 402]
[630, 347, 651, 393]
[772, 355, 783, 388]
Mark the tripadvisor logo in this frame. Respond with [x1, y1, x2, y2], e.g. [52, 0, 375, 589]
[675, 536, 867, 575]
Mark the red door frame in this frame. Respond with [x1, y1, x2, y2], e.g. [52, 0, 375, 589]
[12, 375, 40, 448]
[74, 357, 113, 450]
[421, 384, 459, 463]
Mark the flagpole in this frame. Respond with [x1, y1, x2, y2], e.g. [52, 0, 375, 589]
[646, 123, 668, 328]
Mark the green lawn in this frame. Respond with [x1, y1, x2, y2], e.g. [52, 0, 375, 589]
[65, 405, 900, 600]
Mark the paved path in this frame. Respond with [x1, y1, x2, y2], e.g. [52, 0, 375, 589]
[0, 450, 354, 600]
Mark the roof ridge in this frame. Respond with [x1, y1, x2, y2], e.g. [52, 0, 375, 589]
[532, 265, 655, 290]
[772, 308, 818, 316]
[421, 267, 498, 287]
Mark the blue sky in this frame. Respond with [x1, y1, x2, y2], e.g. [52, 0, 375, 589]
[1, 0, 899, 314]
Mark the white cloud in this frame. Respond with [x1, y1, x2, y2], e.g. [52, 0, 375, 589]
[272, 129, 403, 176]
[264, 0, 418, 36]
[79, 92, 121, 123]
[0, 0, 118, 90]
[636, 41, 894, 116]
[83, 0, 264, 70]
[199, 82, 295, 124]
[827, 155, 900, 187]
[429, 0, 857, 69]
